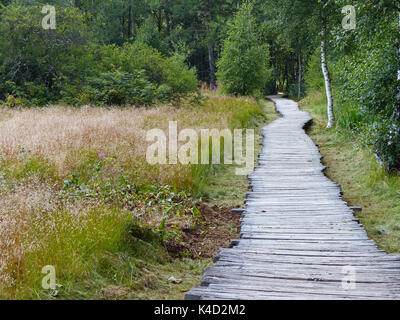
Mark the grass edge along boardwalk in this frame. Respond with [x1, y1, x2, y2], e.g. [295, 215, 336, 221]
[185, 96, 400, 300]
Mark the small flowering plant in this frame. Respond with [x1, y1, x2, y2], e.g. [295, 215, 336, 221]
[94, 153, 125, 177]
[62, 152, 126, 198]
[61, 152, 201, 241]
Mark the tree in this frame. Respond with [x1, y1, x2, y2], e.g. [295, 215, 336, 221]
[0, 4, 91, 102]
[217, 2, 271, 96]
[320, 0, 335, 128]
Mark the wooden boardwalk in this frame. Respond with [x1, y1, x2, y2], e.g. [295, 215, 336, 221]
[186, 96, 400, 300]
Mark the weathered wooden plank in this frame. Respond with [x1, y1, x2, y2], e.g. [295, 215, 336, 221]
[239, 233, 369, 241]
[239, 226, 366, 234]
[201, 276, 400, 293]
[214, 251, 400, 265]
[203, 265, 400, 280]
[195, 282, 400, 299]
[208, 264, 400, 276]
[231, 242, 380, 251]
[219, 248, 389, 258]
[186, 286, 395, 300]
[239, 221, 362, 228]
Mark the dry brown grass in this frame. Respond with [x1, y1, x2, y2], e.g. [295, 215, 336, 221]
[0, 94, 264, 299]
[0, 102, 231, 179]
[0, 106, 154, 173]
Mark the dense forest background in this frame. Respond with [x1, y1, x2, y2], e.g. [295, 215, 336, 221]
[0, 0, 399, 169]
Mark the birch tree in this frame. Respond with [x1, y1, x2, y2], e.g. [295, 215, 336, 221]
[320, 0, 335, 128]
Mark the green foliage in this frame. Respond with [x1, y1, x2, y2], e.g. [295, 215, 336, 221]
[335, 41, 398, 122]
[79, 71, 155, 106]
[61, 154, 200, 241]
[0, 4, 197, 106]
[135, 16, 170, 54]
[287, 84, 305, 100]
[95, 43, 198, 101]
[1, 95, 25, 108]
[331, 2, 400, 170]
[217, 2, 272, 96]
[0, 4, 91, 104]
[305, 48, 325, 93]
[361, 120, 400, 172]
[303, 91, 400, 254]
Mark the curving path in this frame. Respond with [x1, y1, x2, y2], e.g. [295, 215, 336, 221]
[185, 96, 400, 300]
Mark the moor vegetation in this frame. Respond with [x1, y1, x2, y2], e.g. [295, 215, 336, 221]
[0, 92, 270, 299]
[0, 0, 399, 300]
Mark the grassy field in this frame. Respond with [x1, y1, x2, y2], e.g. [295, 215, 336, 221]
[204, 99, 278, 208]
[300, 92, 400, 253]
[0, 91, 277, 299]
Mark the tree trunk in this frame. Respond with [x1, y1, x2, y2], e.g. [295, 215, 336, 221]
[395, 11, 400, 121]
[321, 16, 334, 128]
[269, 41, 277, 94]
[121, 14, 125, 39]
[398, 12, 400, 82]
[130, 1, 136, 37]
[208, 43, 216, 87]
[132, 21, 136, 37]
[157, 10, 162, 33]
[128, 5, 132, 38]
[291, 54, 296, 85]
[205, 0, 216, 87]
[166, 10, 173, 50]
[298, 51, 302, 100]
[166, 11, 171, 35]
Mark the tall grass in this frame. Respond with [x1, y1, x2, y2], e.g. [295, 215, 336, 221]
[300, 90, 367, 131]
[0, 93, 263, 299]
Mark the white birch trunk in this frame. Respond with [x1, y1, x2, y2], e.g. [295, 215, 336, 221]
[321, 23, 334, 128]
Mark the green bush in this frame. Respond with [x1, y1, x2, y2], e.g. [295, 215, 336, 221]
[80, 71, 156, 106]
[361, 119, 400, 172]
[333, 29, 399, 170]
[1, 95, 25, 108]
[156, 84, 174, 102]
[93, 43, 198, 99]
[134, 17, 170, 55]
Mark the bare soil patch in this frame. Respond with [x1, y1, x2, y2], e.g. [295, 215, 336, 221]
[166, 204, 241, 259]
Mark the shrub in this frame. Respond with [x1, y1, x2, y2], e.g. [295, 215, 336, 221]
[93, 43, 198, 99]
[156, 84, 174, 102]
[333, 27, 399, 170]
[80, 71, 156, 106]
[1, 95, 25, 108]
[361, 119, 400, 171]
